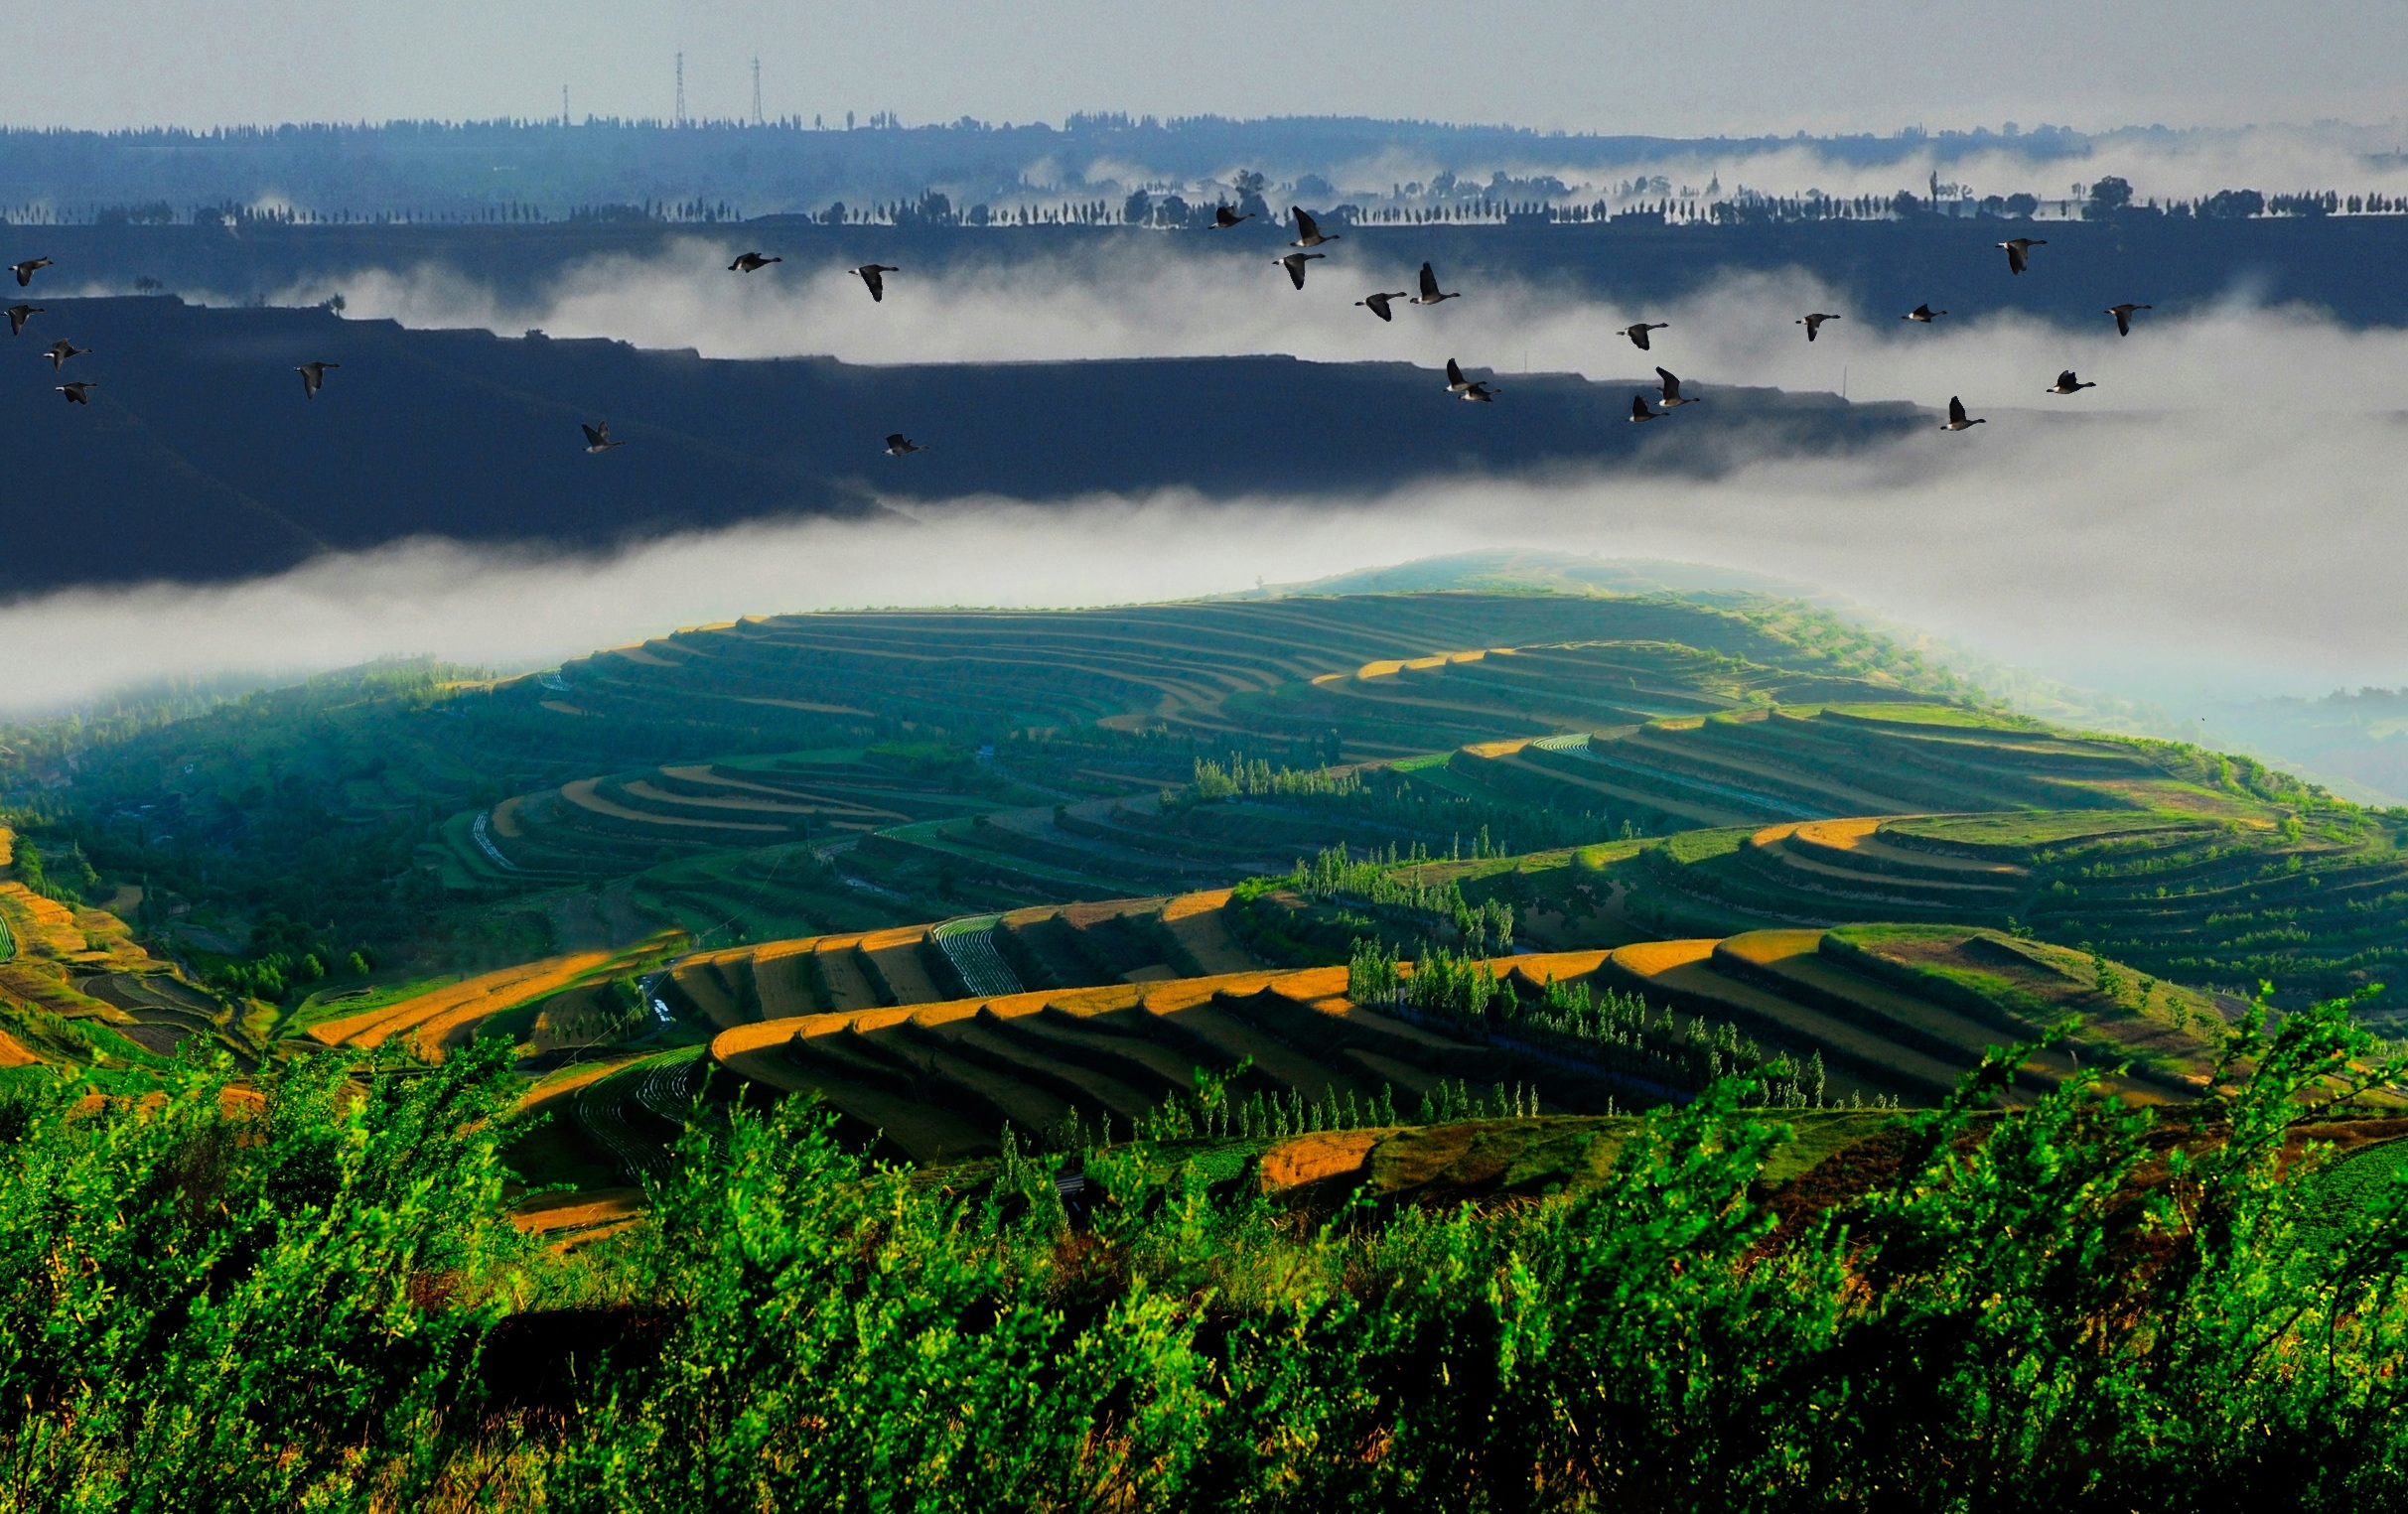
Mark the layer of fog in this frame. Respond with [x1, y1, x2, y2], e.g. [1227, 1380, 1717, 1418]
[1308, 124, 2408, 217]
[286, 238, 2408, 418]
[7, 404, 2403, 719]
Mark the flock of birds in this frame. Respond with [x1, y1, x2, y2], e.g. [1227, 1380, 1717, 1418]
[4, 213, 2155, 443]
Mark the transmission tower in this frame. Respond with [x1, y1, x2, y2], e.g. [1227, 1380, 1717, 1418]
[752, 58, 764, 126]
[674, 53, 687, 126]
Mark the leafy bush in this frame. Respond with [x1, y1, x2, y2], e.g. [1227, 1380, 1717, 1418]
[8, 996, 2408, 1508]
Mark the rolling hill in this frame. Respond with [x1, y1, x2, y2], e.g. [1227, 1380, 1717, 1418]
[0, 297, 1920, 593]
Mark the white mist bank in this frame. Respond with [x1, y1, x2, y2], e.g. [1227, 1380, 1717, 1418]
[6, 406, 2404, 716]
[265, 244, 2408, 420]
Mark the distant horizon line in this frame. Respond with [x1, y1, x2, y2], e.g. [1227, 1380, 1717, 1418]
[0, 114, 2377, 146]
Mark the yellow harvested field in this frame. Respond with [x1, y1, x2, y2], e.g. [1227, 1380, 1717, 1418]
[513, 1056, 643, 1117]
[671, 955, 746, 1030]
[490, 795, 528, 838]
[558, 778, 784, 832]
[1352, 648, 1493, 680]
[1714, 929, 1827, 966]
[1610, 940, 1720, 978]
[1260, 1130, 1384, 1191]
[0, 1029, 40, 1067]
[1161, 891, 1259, 974]
[510, 1187, 644, 1236]
[538, 700, 591, 716]
[310, 951, 614, 1049]
[618, 778, 819, 816]
[861, 931, 942, 1004]
[749, 942, 819, 1020]
[0, 884, 87, 955]
[0, 827, 11, 865]
[813, 939, 883, 1013]
[605, 643, 680, 666]
[1793, 818, 1884, 850]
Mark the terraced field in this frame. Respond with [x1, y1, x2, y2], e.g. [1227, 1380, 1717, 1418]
[427, 745, 1013, 895]
[706, 915, 2226, 1163]
[660, 889, 1263, 1036]
[1619, 801, 2408, 1010]
[428, 595, 1964, 909]
[0, 866, 246, 1073]
[537, 595, 1912, 757]
[296, 934, 679, 1061]
[1450, 703, 2270, 836]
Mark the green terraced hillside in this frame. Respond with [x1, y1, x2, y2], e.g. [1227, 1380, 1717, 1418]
[433, 593, 1960, 921]
[535, 592, 1959, 759]
[1615, 805, 2408, 1015]
[1447, 702, 2290, 835]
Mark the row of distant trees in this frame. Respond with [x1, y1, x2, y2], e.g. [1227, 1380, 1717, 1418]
[7, 174, 2402, 232]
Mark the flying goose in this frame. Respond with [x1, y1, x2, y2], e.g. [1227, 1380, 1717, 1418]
[1654, 366, 1700, 407]
[1274, 251, 1325, 289]
[55, 380, 92, 404]
[884, 433, 926, 456]
[296, 360, 339, 398]
[1941, 396, 1985, 431]
[1629, 394, 1662, 423]
[728, 251, 782, 273]
[1288, 206, 1341, 248]
[2106, 302, 2151, 337]
[1355, 290, 1410, 322]
[43, 339, 87, 369]
[1209, 205, 1253, 228]
[1622, 322, 1668, 350]
[1997, 237, 2048, 274]
[1460, 381, 1497, 402]
[1797, 313, 1840, 341]
[2046, 370, 2095, 395]
[850, 264, 899, 301]
[1411, 261, 1459, 305]
[582, 421, 625, 453]
[11, 257, 52, 288]
[6, 304, 41, 336]
[1904, 304, 1946, 323]
[1444, 357, 1476, 393]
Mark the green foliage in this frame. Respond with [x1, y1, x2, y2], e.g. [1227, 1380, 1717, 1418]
[12, 997, 2408, 1504]
[0, 1040, 527, 1507]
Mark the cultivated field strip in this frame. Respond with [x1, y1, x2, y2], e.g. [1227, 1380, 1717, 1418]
[1635, 799, 2408, 996]
[656, 890, 1258, 1032]
[305, 951, 617, 1050]
[704, 914, 2228, 1160]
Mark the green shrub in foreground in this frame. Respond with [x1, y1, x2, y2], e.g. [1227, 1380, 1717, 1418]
[5, 997, 2408, 1510]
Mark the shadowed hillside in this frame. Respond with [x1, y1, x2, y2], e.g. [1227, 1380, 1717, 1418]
[0, 297, 1920, 594]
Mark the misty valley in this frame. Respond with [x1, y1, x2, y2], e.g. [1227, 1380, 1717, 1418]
[6, 106, 2408, 1511]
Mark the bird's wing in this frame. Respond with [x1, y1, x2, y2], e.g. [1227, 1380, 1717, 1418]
[1294, 207, 1318, 238]
[2056, 370, 2075, 387]
[1419, 263, 1440, 298]
[1656, 365, 1678, 394]
[582, 424, 604, 446]
[1630, 395, 1650, 420]
[1948, 397, 1967, 422]
[1286, 259, 1307, 289]
[1447, 358, 1465, 385]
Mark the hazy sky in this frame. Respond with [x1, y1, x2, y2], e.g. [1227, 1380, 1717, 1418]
[22, 1, 2408, 135]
